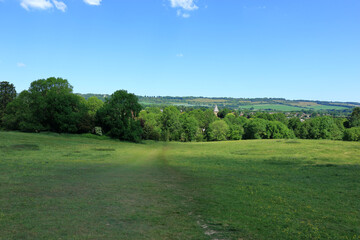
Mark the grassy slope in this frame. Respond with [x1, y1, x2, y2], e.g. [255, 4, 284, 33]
[1, 132, 360, 239]
[0, 132, 205, 240]
[167, 140, 360, 239]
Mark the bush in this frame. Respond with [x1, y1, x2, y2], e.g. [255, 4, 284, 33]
[94, 126, 103, 136]
[343, 127, 360, 141]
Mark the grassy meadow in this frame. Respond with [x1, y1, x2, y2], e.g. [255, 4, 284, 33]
[0, 131, 359, 239]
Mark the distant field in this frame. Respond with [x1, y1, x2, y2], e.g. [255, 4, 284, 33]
[285, 101, 319, 107]
[238, 104, 348, 111]
[306, 105, 348, 110]
[238, 104, 305, 111]
[1, 132, 359, 239]
[81, 94, 359, 112]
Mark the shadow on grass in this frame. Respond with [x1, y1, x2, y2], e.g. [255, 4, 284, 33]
[0, 144, 40, 151]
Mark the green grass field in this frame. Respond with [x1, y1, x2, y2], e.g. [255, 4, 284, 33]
[238, 104, 305, 111]
[1, 132, 359, 239]
[306, 105, 348, 110]
[238, 104, 348, 111]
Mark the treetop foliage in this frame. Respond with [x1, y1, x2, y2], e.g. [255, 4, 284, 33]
[0, 81, 17, 124]
[96, 90, 142, 142]
[29, 77, 73, 95]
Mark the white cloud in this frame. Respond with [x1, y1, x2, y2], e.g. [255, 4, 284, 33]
[52, 0, 67, 12]
[83, 0, 102, 6]
[20, 0, 53, 11]
[17, 62, 26, 68]
[182, 13, 190, 18]
[177, 9, 191, 18]
[176, 53, 184, 57]
[170, 0, 198, 11]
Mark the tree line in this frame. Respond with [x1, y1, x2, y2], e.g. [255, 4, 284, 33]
[1, 78, 360, 142]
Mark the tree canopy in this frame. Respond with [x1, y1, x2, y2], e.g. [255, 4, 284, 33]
[0, 81, 16, 126]
[96, 90, 142, 142]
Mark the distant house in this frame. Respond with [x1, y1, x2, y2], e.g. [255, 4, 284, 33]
[214, 105, 219, 116]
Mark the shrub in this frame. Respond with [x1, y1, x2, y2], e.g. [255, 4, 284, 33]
[343, 127, 360, 141]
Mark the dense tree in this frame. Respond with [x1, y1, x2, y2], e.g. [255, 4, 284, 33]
[209, 120, 229, 141]
[189, 109, 217, 140]
[299, 116, 343, 140]
[343, 127, 360, 141]
[2, 91, 43, 132]
[288, 118, 302, 131]
[139, 108, 162, 140]
[86, 96, 104, 117]
[271, 113, 287, 124]
[46, 92, 89, 133]
[27, 77, 78, 131]
[349, 107, 360, 127]
[224, 114, 245, 140]
[3, 78, 88, 133]
[243, 118, 268, 139]
[180, 113, 199, 142]
[96, 90, 142, 142]
[0, 81, 16, 126]
[217, 108, 232, 118]
[161, 106, 181, 141]
[265, 121, 295, 139]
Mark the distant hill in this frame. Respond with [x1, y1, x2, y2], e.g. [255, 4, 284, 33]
[76, 94, 360, 113]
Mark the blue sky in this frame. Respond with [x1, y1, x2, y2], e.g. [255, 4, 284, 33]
[0, 0, 359, 102]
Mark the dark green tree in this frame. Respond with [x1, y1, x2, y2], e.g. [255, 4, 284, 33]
[299, 116, 343, 140]
[343, 127, 360, 141]
[189, 109, 217, 141]
[224, 113, 245, 140]
[0, 81, 16, 125]
[96, 90, 142, 142]
[2, 91, 43, 132]
[46, 92, 89, 133]
[243, 118, 268, 139]
[218, 108, 232, 118]
[349, 107, 360, 127]
[265, 121, 295, 139]
[3, 78, 89, 133]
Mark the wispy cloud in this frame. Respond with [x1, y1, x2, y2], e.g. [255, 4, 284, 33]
[83, 0, 102, 6]
[20, 0, 53, 11]
[170, 0, 198, 11]
[20, 0, 67, 12]
[176, 53, 184, 57]
[52, 0, 67, 12]
[170, 0, 198, 18]
[17, 62, 26, 68]
[177, 9, 190, 18]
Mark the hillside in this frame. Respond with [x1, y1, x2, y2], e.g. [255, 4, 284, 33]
[78, 94, 360, 113]
[1, 131, 359, 239]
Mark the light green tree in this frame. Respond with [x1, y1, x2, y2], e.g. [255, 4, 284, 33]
[209, 120, 229, 141]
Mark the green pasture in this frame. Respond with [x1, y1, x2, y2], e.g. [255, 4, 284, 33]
[238, 104, 305, 111]
[307, 105, 349, 110]
[238, 104, 348, 111]
[1, 132, 359, 239]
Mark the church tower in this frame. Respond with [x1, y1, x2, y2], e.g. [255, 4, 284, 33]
[214, 105, 219, 116]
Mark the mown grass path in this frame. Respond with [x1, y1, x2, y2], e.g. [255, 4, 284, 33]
[1, 132, 360, 239]
[0, 132, 205, 239]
